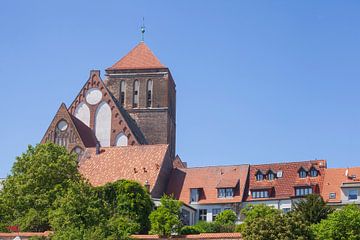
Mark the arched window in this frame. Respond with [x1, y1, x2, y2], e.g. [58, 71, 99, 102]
[133, 80, 139, 108]
[120, 80, 126, 106]
[115, 132, 128, 147]
[146, 79, 153, 108]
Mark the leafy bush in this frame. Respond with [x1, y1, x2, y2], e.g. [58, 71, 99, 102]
[312, 204, 360, 240]
[194, 221, 221, 233]
[215, 209, 237, 225]
[149, 195, 182, 237]
[180, 226, 200, 235]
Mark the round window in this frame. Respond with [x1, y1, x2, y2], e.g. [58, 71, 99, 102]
[57, 120, 68, 131]
[85, 88, 103, 105]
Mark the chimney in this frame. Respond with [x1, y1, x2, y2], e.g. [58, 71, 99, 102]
[96, 142, 101, 155]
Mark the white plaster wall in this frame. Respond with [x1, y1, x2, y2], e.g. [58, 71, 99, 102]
[85, 88, 103, 105]
[190, 203, 238, 223]
[74, 102, 90, 127]
[243, 199, 293, 211]
[115, 132, 128, 146]
[95, 101, 111, 147]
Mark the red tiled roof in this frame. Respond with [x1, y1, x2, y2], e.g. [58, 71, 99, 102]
[0, 231, 52, 237]
[131, 232, 242, 239]
[166, 165, 249, 204]
[245, 160, 327, 201]
[78, 145, 169, 191]
[107, 42, 165, 70]
[322, 167, 360, 203]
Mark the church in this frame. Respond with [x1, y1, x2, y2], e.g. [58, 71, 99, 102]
[41, 40, 360, 225]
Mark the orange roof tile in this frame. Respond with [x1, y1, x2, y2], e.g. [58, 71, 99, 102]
[166, 165, 249, 204]
[107, 42, 165, 70]
[322, 167, 360, 203]
[245, 160, 326, 201]
[78, 145, 169, 192]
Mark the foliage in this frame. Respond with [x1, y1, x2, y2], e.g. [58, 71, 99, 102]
[0, 143, 81, 232]
[149, 195, 182, 237]
[312, 204, 360, 240]
[98, 179, 153, 233]
[293, 194, 333, 224]
[193, 221, 221, 233]
[215, 209, 237, 225]
[180, 225, 200, 235]
[50, 179, 151, 239]
[240, 204, 312, 240]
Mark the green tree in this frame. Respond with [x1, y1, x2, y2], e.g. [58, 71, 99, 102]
[97, 179, 154, 233]
[240, 204, 312, 240]
[215, 209, 237, 225]
[293, 194, 333, 224]
[312, 204, 360, 240]
[149, 195, 182, 237]
[0, 143, 81, 232]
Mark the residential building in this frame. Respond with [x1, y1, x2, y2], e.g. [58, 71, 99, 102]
[243, 160, 327, 213]
[166, 165, 249, 223]
[322, 167, 360, 206]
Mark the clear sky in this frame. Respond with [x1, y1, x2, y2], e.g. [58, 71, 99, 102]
[1, 1, 360, 177]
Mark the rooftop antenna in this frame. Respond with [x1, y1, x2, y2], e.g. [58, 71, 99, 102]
[141, 17, 146, 42]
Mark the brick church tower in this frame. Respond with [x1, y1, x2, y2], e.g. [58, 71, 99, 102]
[105, 42, 176, 159]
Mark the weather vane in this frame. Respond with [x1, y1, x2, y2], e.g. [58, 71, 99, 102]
[141, 17, 145, 42]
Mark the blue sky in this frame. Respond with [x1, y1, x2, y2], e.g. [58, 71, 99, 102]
[1, 1, 360, 177]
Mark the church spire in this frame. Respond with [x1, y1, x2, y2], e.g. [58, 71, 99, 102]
[141, 17, 145, 42]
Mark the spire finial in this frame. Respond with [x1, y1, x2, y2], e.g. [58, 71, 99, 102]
[141, 17, 145, 42]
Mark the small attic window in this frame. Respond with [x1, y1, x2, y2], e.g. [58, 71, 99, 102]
[256, 171, 264, 181]
[310, 168, 318, 177]
[267, 171, 275, 180]
[299, 168, 307, 178]
[329, 192, 336, 199]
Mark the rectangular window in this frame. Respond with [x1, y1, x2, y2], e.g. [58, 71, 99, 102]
[199, 209, 207, 221]
[212, 208, 221, 221]
[190, 189, 199, 202]
[295, 187, 313, 196]
[329, 192, 336, 199]
[218, 188, 226, 198]
[251, 190, 269, 199]
[218, 188, 234, 198]
[348, 190, 358, 200]
[225, 188, 234, 197]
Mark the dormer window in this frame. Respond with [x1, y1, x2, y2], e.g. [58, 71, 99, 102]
[218, 188, 234, 198]
[299, 168, 307, 178]
[256, 171, 264, 181]
[267, 171, 275, 180]
[190, 188, 200, 203]
[309, 168, 318, 177]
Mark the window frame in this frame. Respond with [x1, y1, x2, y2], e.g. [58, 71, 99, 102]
[190, 188, 200, 203]
[199, 209, 207, 221]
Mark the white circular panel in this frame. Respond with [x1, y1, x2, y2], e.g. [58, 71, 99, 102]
[57, 120, 68, 131]
[85, 88, 103, 105]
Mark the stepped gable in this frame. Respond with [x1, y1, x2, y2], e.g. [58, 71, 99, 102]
[166, 165, 250, 204]
[245, 160, 327, 201]
[78, 144, 171, 198]
[322, 167, 360, 203]
[68, 70, 147, 146]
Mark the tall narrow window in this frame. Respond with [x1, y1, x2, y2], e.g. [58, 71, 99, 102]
[146, 79, 153, 108]
[120, 80, 126, 106]
[133, 80, 139, 108]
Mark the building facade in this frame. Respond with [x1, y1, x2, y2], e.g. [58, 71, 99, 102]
[39, 40, 360, 226]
